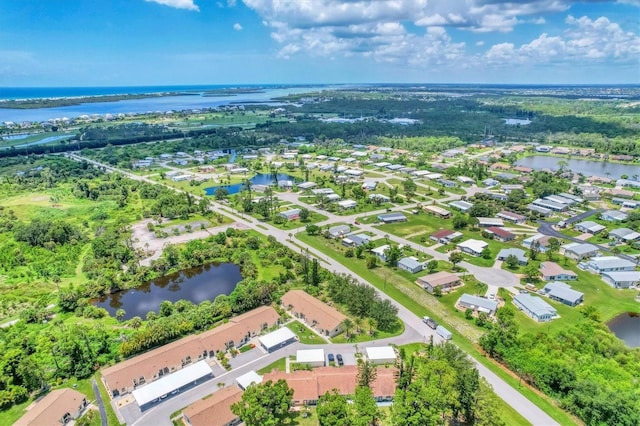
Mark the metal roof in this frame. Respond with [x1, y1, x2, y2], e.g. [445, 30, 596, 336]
[543, 282, 584, 304]
[258, 327, 297, 350]
[458, 294, 498, 313]
[132, 360, 212, 407]
[365, 346, 397, 361]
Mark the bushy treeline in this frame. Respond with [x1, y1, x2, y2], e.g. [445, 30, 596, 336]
[480, 308, 640, 426]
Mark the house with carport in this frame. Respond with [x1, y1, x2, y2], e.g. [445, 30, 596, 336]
[281, 290, 347, 337]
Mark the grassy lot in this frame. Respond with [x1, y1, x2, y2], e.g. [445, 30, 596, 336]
[286, 321, 327, 344]
[0, 130, 78, 148]
[258, 357, 288, 374]
[332, 320, 404, 344]
[296, 232, 578, 426]
[375, 211, 451, 236]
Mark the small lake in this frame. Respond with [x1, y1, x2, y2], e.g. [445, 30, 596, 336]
[516, 156, 638, 179]
[607, 312, 640, 348]
[92, 263, 242, 320]
[205, 172, 298, 196]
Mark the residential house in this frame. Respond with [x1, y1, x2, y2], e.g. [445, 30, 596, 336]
[501, 184, 524, 193]
[457, 176, 475, 185]
[574, 221, 606, 234]
[483, 178, 499, 188]
[397, 257, 424, 274]
[609, 228, 640, 243]
[15, 389, 88, 426]
[448, 200, 473, 212]
[612, 198, 640, 208]
[102, 307, 280, 397]
[582, 256, 636, 273]
[377, 212, 407, 223]
[337, 199, 357, 209]
[371, 245, 390, 261]
[437, 178, 457, 188]
[485, 226, 515, 242]
[279, 209, 302, 221]
[490, 162, 511, 171]
[328, 225, 351, 239]
[532, 198, 567, 212]
[513, 293, 557, 322]
[416, 271, 462, 293]
[362, 181, 377, 190]
[369, 193, 390, 203]
[495, 173, 519, 181]
[423, 205, 451, 218]
[527, 204, 552, 216]
[601, 271, 640, 289]
[601, 210, 628, 222]
[430, 229, 463, 244]
[562, 243, 599, 260]
[607, 188, 635, 198]
[497, 210, 526, 224]
[457, 294, 499, 316]
[477, 217, 505, 228]
[616, 179, 640, 189]
[457, 239, 488, 257]
[281, 290, 347, 337]
[342, 233, 370, 247]
[497, 248, 528, 265]
[514, 166, 533, 174]
[542, 282, 584, 307]
[183, 386, 243, 426]
[540, 262, 577, 281]
[297, 182, 317, 190]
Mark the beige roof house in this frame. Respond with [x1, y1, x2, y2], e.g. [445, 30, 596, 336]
[15, 388, 88, 426]
[281, 290, 347, 337]
[416, 271, 461, 293]
[183, 386, 243, 426]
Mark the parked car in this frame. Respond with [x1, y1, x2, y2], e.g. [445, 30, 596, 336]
[336, 354, 344, 366]
[422, 316, 438, 330]
[328, 353, 335, 362]
[489, 293, 495, 300]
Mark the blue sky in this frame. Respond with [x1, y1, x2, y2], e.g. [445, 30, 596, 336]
[1, 0, 638, 86]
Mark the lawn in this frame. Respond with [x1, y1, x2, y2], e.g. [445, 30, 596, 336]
[376, 211, 451, 237]
[258, 357, 288, 374]
[286, 321, 327, 344]
[332, 320, 404, 344]
[296, 232, 578, 426]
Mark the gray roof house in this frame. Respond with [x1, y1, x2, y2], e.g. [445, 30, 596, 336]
[562, 243, 599, 260]
[601, 210, 628, 222]
[542, 282, 584, 307]
[574, 221, 606, 234]
[513, 293, 557, 322]
[448, 200, 473, 212]
[582, 256, 636, 273]
[457, 294, 499, 316]
[497, 248, 528, 265]
[342, 233, 370, 247]
[609, 228, 640, 243]
[532, 198, 568, 212]
[398, 257, 424, 274]
[601, 271, 640, 289]
[377, 212, 407, 223]
[328, 225, 351, 238]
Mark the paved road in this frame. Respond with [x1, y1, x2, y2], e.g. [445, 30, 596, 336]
[91, 378, 108, 426]
[67, 153, 559, 426]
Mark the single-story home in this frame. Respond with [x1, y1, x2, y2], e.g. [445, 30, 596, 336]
[527, 204, 552, 216]
[365, 346, 397, 364]
[337, 199, 358, 209]
[609, 228, 640, 243]
[542, 282, 584, 306]
[574, 221, 606, 234]
[497, 210, 526, 224]
[457, 176, 475, 185]
[457, 294, 499, 316]
[371, 245, 390, 261]
[328, 225, 351, 239]
[532, 198, 567, 212]
[522, 234, 554, 252]
[377, 212, 407, 223]
[497, 248, 528, 265]
[582, 256, 636, 273]
[362, 181, 377, 190]
[259, 327, 298, 353]
[601, 271, 640, 289]
[397, 257, 424, 274]
[430, 229, 463, 244]
[342, 233, 370, 247]
[477, 217, 505, 228]
[279, 209, 302, 221]
[485, 226, 515, 242]
[423, 205, 451, 218]
[562, 243, 599, 260]
[457, 239, 488, 257]
[501, 184, 524, 193]
[369, 193, 390, 203]
[482, 178, 499, 187]
[416, 271, 462, 293]
[297, 182, 317, 190]
[15, 388, 88, 426]
[281, 290, 347, 337]
[325, 193, 341, 202]
[183, 386, 243, 426]
[437, 178, 457, 188]
[448, 200, 473, 212]
[601, 210, 628, 222]
[540, 262, 577, 281]
[513, 293, 557, 322]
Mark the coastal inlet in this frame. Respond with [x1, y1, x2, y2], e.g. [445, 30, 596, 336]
[91, 263, 242, 320]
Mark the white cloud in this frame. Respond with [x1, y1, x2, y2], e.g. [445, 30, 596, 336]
[233, 23, 243, 31]
[145, 0, 199, 11]
[483, 15, 640, 65]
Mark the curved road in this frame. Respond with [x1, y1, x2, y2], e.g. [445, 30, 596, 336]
[67, 153, 558, 426]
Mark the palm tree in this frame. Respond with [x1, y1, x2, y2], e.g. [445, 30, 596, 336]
[354, 317, 363, 335]
[342, 318, 354, 339]
[367, 318, 378, 336]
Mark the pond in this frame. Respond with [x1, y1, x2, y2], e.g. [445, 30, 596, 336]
[92, 263, 242, 320]
[607, 312, 640, 348]
[205, 172, 298, 196]
[515, 156, 638, 180]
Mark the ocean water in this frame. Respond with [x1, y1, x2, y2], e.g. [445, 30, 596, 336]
[0, 85, 323, 123]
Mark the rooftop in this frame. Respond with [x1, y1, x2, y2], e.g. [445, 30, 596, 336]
[296, 349, 325, 364]
[458, 293, 498, 313]
[281, 290, 347, 335]
[132, 360, 212, 407]
[365, 346, 397, 361]
[258, 327, 297, 350]
[15, 388, 87, 426]
[543, 282, 584, 304]
[513, 293, 557, 318]
[183, 386, 243, 426]
[236, 370, 263, 390]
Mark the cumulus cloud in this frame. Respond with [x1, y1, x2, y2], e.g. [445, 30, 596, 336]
[484, 15, 640, 65]
[233, 23, 243, 31]
[145, 0, 199, 11]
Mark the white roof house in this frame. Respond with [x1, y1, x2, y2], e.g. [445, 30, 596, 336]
[601, 210, 628, 222]
[513, 294, 557, 322]
[258, 327, 297, 353]
[609, 228, 640, 242]
[601, 271, 640, 289]
[132, 360, 213, 407]
[296, 349, 325, 367]
[457, 294, 499, 315]
[583, 256, 636, 273]
[542, 282, 584, 306]
[365, 346, 397, 364]
[371, 245, 390, 261]
[477, 217, 505, 227]
[574, 221, 606, 234]
[337, 199, 358, 209]
[236, 370, 263, 390]
[448, 200, 473, 212]
[562, 243, 599, 260]
[457, 239, 488, 256]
